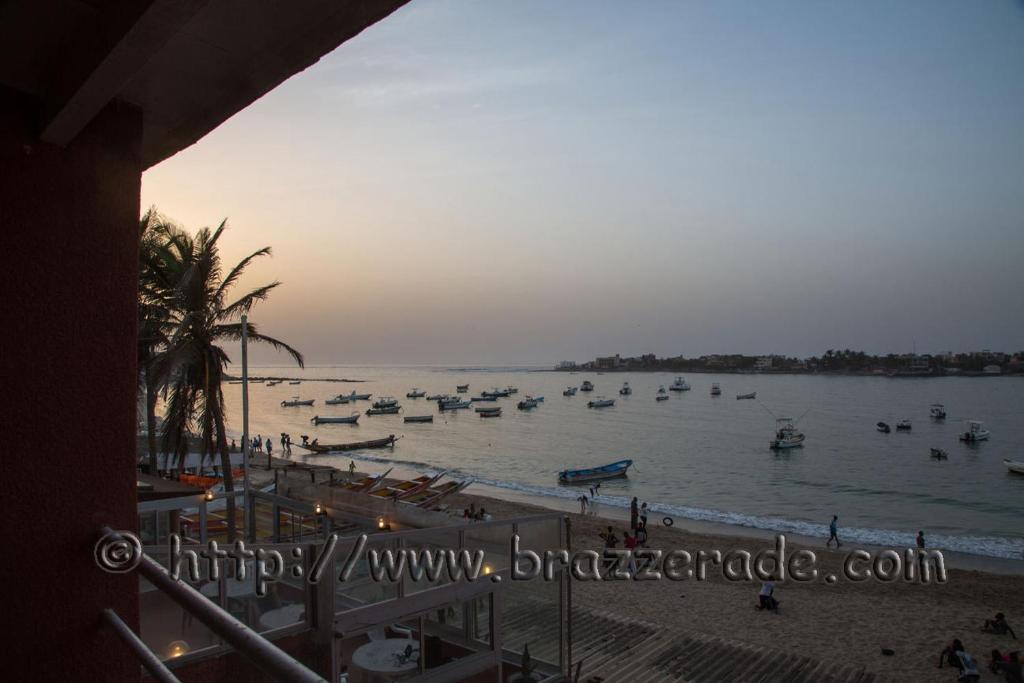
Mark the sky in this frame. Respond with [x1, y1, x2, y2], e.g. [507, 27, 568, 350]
[141, 0, 1024, 366]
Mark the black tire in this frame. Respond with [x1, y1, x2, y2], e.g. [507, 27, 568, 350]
[663, 516, 674, 527]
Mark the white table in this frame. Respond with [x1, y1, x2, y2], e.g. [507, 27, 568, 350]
[350, 638, 419, 682]
[259, 603, 305, 631]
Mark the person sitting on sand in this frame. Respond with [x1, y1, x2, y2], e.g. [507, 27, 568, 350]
[984, 613, 1018, 639]
[756, 579, 778, 612]
[938, 639, 980, 682]
[991, 651, 1023, 683]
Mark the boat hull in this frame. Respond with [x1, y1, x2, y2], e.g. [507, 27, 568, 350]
[301, 435, 396, 453]
[558, 459, 632, 484]
[403, 415, 433, 423]
[1004, 459, 1024, 475]
[311, 414, 359, 425]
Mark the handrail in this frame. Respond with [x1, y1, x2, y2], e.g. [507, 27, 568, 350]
[102, 527, 326, 682]
[102, 608, 180, 683]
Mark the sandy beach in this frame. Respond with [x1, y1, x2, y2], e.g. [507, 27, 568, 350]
[446, 489, 1024, 682]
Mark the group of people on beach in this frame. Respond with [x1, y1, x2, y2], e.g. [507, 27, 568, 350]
[595, 497, 652, 576]
[938, 613, 1019, 682]
[461, 503, 491, 522]
[227, 433, 293, 458]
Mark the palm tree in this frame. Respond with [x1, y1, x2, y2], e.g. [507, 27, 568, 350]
[158, 220, 303, 539]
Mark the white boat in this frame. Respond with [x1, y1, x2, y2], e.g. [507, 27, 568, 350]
[563, 386, 577, 396]
[281, 398, 315, 407]
[769, 418, 805, 450]
[580, 380, 595, 392]
[325, 395, 350, 405]
[959, 420, 990, 443]
[619, 382, 632, 395]
[657, 385, 666, 394]
[311, 412, 359, 425]
[372, 397, 399, 409]
[896, 419, 912, 431]
[710, 383, 721, 396]
[587, 397, 615, 408]
[438, 398, 472, 411]
[344, 391, 372, 401]
[1004, 459, 1024, 475]
[929, 404, 946, 420]
[669, 377, 690, 391]
[406, 388, 425, 398]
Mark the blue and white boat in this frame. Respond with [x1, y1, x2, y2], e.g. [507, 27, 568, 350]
[558, 459, 633, 484]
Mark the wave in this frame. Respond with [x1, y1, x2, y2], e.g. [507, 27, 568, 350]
[338, 453, 1024, 561]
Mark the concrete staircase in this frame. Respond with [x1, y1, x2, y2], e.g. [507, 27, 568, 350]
[501, 597, 880, 682]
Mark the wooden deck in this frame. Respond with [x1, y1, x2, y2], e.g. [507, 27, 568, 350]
[501, 597, 882, 683]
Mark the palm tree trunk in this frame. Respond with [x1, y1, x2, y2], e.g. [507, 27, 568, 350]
[145, 367, 158, 473]
[213, 402, 237, 542]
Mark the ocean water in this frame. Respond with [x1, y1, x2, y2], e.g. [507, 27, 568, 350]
[223, 366, 1024, 560]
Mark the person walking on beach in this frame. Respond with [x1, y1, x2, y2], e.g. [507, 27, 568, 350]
[640, 502, 649, 529]
[599, 526, 618, 573]
[630, 497, 639, 530]
[623, 531, 638, 576]
[285, 434, 292, 453]
[265, 437, 272, 458]
[577, 495, 588, 514]
[348, 460, 356, 478]
[826, 515, 842, 548]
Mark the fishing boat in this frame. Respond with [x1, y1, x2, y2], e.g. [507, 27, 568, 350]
[896, 419, 912, 431]
[563, 386, 577, 396]
[470, 395, 498, 402]
[1004, 459, 1024, 475]
[529, 395, 544, 402]
[406, 388, 426, 398]
[403, 415, 433, 423]
[580, 380, 594, 392]
[517, 398, 538, 410]
[506, 386, 519, 395]
[368, 472, 446, 500]
[930, 448, 948, 460]
[366, 406, 400, 416]
[558, 459, 632, 484]
[298, 434, 396, 453]
[657, 385, 666, 394]
[347, 392, 372, 401]
[332, 468, 393, 492]
[438, 398, 472, 411]
[669, 377, 690, 391]
[288, 380, 301, 385]
[736, 392, 756, 400]
[281, 398, 315, 407]
[476, 406, 501, 417]
[482, 388, 511, 398]
[959, 420, 990, 442]
[769, 418, 805, 450]
[877, 422, 891, 433]
[655, 394, 669, 401]
[425, 393, 449, 401]
[587, 397, 615, 408]
[710, 383, 721, 396]
[405, 479, 473, 508]
[266, 380, 282, 386]
[311, 413, 359, 425]
[325, 395, 350, 405]
[930, 404, 946, 420]
[372, 397, 399, 409]
[619, 382, 632, 395]
[456, 384, 469, 393]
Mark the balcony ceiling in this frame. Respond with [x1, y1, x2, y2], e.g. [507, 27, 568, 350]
[0, 0, 409, 168]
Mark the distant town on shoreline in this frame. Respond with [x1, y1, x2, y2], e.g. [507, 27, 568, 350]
[554, 349, 1024, 377]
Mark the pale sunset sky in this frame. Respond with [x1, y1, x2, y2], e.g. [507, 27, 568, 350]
[141, 0, 1024, 365]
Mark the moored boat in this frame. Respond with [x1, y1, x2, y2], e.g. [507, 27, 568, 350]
[877, 422, 891, 433]
[406, 388, 425, 398]
[517, 398, 538, 410]
[368, 472, 446, 500]
[456, 384, 469, 393]
[896, 419, 912, 431]
[366, 406, 401, 416]
[476, 406, 501, 417]
[558, 459, 632, 484]
[1004, 459, 1024, 475]
[438, 398, 472, 411]
[403, 415, 433, 423]
[930, 448, 948, 460]
[482, 388, 511, 398]
[669, 377, 690, 391]
[563, 386, 577, 396]
[736, 392, 756, 400]
[619, 382, 632, 395]
[959, 420, 990, 442]
[347, 392, 372, 401]
[655, 394, 669, 401]
[288, 380, 301, 385]
[769, 418, 805, 450]
[470, 395, 498, 402]
[580, 380, 595, 392]
[710, 383, 721, 396]
[426, 393, 449, 401]
[587, 397, 615, 408]
[281, 398, 315, 407]
[331, 468, 393, 492]
[930, 404, 946, 420]
[372, 397, 399, 409]
[325, 395, 350, 405]
[311, 412, 359, 425]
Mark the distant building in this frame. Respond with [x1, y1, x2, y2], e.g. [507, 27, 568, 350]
[754, 356, 773, 372]
[556, 360, 577, 370]
[595, 354, 622, 369]
[983, 364, 1002, 375]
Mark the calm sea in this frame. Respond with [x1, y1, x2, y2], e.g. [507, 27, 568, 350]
[223, 366, 1024, 560]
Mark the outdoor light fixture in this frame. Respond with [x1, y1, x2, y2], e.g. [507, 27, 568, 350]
[482, 564, 493, 576]
[314, 502, 323, 515]
[377, 517, 386, 529]
[167, 640, 190, 658]
[204, 490, 214, 502]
